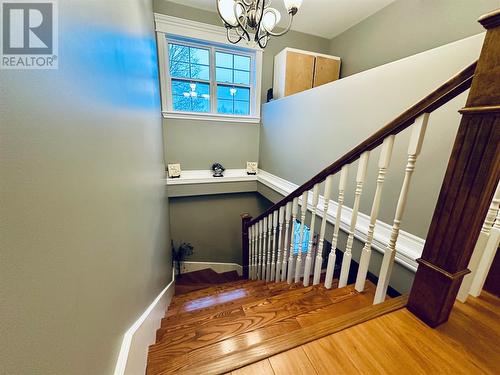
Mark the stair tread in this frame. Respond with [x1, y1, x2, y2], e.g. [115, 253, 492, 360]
[166, 282, 269, 318]
[149, 295, 408, 375]
[157, 285, 329, 344]
[146, 282, 385, 375]
[151, 285, 339, 355]
[165, 281, 317, 323]
[159, 282, 305, 335]
[171, 279, 260, 305]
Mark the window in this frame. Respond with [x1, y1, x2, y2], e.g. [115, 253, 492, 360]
[292, 220, 310, 255]
[215, 52, 251, 115]
[157, 31, 261, 123]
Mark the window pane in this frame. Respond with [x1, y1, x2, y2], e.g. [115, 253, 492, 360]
[234, 55, 250, 71]
[234, 70, 250, 85]
[192, 96, 210, 112]
[292, 220, 309, 254]
[169, 43, 189, 62]
[234, 100, 250, 115]
[172, 95, 191, 112]
[171, 80, 210, 113]
[216, 52, 233, 68]
[190, 47, 209, 65]
[196, 82, 210, 98]
[216, 85, 233, 100]
[216, 67, 233, 83]
[217, 99, 233, 114]
[170, 61, 190, 78]
[171, 80, 191, 96]
[234, 87, 250, 101]
[191, 63, 209, 80]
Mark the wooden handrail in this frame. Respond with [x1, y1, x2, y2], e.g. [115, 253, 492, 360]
[249, 61, 477, 226]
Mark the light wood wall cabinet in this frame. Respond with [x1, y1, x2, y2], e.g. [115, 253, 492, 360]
[273, 48, 341, 99]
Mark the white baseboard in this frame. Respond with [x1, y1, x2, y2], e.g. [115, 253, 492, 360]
[114, 268, 175, 375]
[181, 261, 243, 276]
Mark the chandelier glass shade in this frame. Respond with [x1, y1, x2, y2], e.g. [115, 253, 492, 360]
[216, 0, 303, 48]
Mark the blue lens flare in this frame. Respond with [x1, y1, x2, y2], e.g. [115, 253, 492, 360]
[62, 25, 160, 110]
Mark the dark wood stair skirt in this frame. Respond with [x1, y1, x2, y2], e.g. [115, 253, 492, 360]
[175, 268, 244, 295]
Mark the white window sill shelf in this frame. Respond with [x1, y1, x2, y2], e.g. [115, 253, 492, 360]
[162, 111, 261, 124]
[165, 169, 257, 185]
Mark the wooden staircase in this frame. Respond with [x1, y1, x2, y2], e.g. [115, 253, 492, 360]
[146, 270, 404, 374]
[145, 11, 499, 375]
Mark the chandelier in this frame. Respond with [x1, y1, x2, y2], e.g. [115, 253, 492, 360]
[216, 0, 303, 48]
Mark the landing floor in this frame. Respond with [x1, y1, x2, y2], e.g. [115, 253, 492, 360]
[232, 292, 500, 374]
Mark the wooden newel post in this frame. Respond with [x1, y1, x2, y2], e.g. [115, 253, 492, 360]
[408, 10, 500, 327]
[241, 213, 252, 279]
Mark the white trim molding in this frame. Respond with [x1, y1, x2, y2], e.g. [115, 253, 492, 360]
[166, 169, 257, 185]
[162, 111, 261, 123]
[257, 169, 424, 271]
[113, 268, 175, 375]
[165, 169, 424, 271]
[154, 14, 261, 51]
[181, 261, 243, 276]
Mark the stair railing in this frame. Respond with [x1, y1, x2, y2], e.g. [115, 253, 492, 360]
[242, 9, 499, 327]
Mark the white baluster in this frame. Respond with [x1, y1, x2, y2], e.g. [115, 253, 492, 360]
[266, 214, 273, 282]
[325, 165, 348, 289]
[275, 206, 285, 282]
[248, 225, 254, 279]
[374, 113, 429, 304]
[339, 151, 370, 288]
[257, 220, 263, 280]
[303, 184, 320, 286]
[355, 137, 395, 292]
[313, 175, 334, 285]
[252, 224, 258, 280]
[262, 216, 268, 281]
[295, 191, 309, 283]
[469, 188, 500, 297]
[287, 197, 299, 283]
[282, 202, 292, 281]
[458, 184, 499, 301]
[270, 210, 279, 281]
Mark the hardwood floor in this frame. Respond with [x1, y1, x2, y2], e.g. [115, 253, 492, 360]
[146, 269, 394, 375]
[232, 292, 500, 374]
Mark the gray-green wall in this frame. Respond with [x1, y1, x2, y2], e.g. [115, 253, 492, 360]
[329, 0, 498, 77]
[0, 1, 171, 374]
[170, 193, 271, 264]
[154, 0, 331, 169]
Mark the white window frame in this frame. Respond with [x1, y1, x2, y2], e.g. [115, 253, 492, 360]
[155, 14, 263, 124]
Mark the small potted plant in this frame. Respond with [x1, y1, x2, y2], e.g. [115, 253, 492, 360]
[171, 240, 194, 277]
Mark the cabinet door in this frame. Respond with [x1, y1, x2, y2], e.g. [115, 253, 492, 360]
[284, 51, 315, 96]
[313, 56, 340, 87]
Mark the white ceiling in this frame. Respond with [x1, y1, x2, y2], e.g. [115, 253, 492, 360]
[167, 0, 396, 39]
